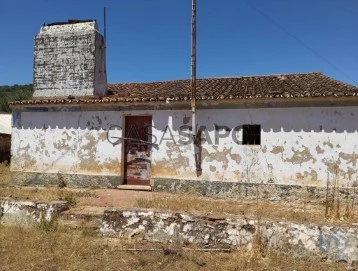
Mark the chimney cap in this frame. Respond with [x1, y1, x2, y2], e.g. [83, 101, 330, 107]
[45, 19, 96, 27]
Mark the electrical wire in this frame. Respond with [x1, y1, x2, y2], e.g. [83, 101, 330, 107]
[241, 0, 357, 85]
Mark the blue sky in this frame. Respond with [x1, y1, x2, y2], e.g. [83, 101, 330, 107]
[0, 0, 357, 86]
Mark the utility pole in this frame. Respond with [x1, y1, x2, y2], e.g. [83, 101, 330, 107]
[191, 0, 201, 175]
[191, 0, 197, 139]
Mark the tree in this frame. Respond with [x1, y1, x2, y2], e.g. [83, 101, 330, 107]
[0, 84, 34, 112]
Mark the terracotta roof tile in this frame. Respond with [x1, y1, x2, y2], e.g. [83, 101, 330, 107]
[9, 72, 358, 106]
[108, 72, 358, 100]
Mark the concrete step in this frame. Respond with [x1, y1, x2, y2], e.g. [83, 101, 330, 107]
[117, 185, 152, 191]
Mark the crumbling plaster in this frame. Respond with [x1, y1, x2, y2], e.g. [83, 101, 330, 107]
[33, 21, 107, 98]
[10, 106, 358, 187]
[150, 106, 358, 187]
[11, 110, 122, 177]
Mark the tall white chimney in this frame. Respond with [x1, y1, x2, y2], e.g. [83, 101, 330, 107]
[33, 19, 107, 98]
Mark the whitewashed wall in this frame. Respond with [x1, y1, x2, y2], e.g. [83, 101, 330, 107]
[147, 106, 358, 187]
[11, 111, 122, 176]
[11, 106, 358, 187]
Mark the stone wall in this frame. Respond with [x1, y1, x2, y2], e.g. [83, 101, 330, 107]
[100, 208, 358, 263]
[10, 172, 120, 188]
[0, 198, 68, 226]
[152, 178, 358, 203]
[1, 197, 357, 263]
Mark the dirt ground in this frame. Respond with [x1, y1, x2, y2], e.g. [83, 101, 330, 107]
[62, 188, 166, 216]
[75, 188, 164, 208]
[58, 187, 356, 227]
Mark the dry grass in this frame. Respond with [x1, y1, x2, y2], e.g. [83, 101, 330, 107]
[136, 193, 357, 225]
[0, 161, 10, 185]
[0, 186, 98, 206]
[2, 162, 356, 225]
[0, 163, 352, 269]
[325, 168, 356, 222]
[0, 163, 96, 206]
[0, 225, 346, 271]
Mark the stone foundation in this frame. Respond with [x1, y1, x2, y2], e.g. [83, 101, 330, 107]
[151, 178, 358, 204]
[100, 208, 358, 263]
[9, 174, 358, 205]
[10, 171, 121, 188]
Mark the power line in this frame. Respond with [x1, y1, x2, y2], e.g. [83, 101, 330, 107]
[241, 0, 357, 85]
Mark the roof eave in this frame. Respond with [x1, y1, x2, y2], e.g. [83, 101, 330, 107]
[9, 96, 358, 111]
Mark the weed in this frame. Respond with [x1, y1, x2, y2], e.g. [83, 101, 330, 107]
[37, 216, 58, 232]
[136, 197, 152, 208]
[135, 193, 357, 225]
[249, 186, 266, 261]
[325, 166, 355, 222]
[0, 161, 10, 185]
[81, 225, 98, 237]
[58, 191, 77, 207]
[57, 175, 66, 188]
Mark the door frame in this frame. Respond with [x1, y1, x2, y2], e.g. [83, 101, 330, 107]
[121, 113, 153, 185]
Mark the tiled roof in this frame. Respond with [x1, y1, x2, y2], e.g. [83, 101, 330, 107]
[9, 72, 358, 106]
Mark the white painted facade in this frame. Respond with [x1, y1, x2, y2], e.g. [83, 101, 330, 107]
[11, 106, 358, 187]
[0, 113, 12, 135]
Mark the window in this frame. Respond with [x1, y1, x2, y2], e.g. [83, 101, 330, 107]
[242, 125, 261, 145]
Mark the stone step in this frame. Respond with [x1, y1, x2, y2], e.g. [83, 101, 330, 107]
[117, 185, 152, 191]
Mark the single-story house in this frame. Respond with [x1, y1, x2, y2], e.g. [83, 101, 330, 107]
[0, 113, 12, 163]
[9, 20, 358, 194]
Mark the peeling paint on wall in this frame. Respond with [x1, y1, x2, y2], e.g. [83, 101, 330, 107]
[11, 106, 358, 188]
[339, 152, 358, 166]
[11, 111, 122, 177]
[271, 146, 284, 154]
[316, 146, 324, 154]
[285, 147, 316, 165]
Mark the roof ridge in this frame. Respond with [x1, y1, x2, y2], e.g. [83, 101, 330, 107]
[108, 72, 322, 85]
[196, 72, 322, 80]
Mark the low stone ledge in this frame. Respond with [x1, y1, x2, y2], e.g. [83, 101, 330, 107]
[151, 178, 358, 204]
[10, 171, 121, 188]
[100, 208, 358, 263]
[0, 198, 69, 226]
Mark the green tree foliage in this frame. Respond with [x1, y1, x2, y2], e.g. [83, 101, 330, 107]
[0, 84, 33, 112]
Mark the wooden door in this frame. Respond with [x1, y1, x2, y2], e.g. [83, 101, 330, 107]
[124, 116, 152, 185]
